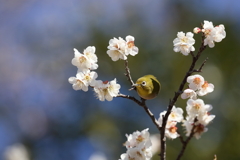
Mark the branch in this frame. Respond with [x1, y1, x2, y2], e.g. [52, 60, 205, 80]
[159, 33, 207, 160]
[176, 118, 198, 160]
[124, 60, 135, 86]
[117, 94, 161, 131]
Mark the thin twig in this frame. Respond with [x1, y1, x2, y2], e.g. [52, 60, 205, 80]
[124, 60, 135, 86]
[159, 32, 207, 160]
[195, 57, 208, 72]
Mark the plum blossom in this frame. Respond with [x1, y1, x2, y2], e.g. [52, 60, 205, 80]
[181, 89, 197, 100]
[119, 129, 152, 160]
[186, 98, 206, 117]
[201, 20, 226, 48]
[183, 112, 215, 139]
[107, 35, 138, 61]
[68, 70, 98, 91]
[107, 37, 127, 61]
[125, 35, 139, 56]
[71, 47, 98, 71]
[173, 31, 195, 56]
[183, 98, 215, 139]
[94, 79, 121, 101]
[187, 74, 205, 91]
[197, 81, 214, 96]
[157, 106, 183, 139]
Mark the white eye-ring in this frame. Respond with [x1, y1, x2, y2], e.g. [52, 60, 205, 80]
[141, 81, 146, 86]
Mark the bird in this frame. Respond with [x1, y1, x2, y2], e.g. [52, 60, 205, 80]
[133, 75, 161, 100]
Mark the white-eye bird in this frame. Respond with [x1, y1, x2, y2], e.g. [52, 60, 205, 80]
[133, 75, 161, 100]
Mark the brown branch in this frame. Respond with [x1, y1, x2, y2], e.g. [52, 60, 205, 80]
[117, 94, 161, 131]
[177, 131, 185, 144]
[176, 118, 198, 160]
[159, 32, 207, 160]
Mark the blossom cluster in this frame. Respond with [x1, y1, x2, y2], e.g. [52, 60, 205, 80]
[107, 35, 139, 61]
[173, 20, 226, 55]
[157, 74, 215, 139]
[68, 46, 121, 101]
[119, 129, 152, 160]
[182, 74, 215, 139]
[68, 35, 138, 101]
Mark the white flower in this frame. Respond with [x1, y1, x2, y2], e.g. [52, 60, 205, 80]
[197, 81, 214, 96]
[120, 144, 149, 160]
[182, 116, 208, 139]
[107, 37, 127, 61]
[182, 117, 193, 137]
[4, 143, 30, 160]
[68, 76, 87, 91]
[68, 70, 98, 91]
[125, 35, 139, 56]
[94, 78, 121, 101]
[165, 121, 179, 139]
[158, 106, 183, 127]
[202, 20, 226, 48]
[187, 74, 205, 91]
[150, 134, 160, 155]
[181, 89, 197, 99]
[168, 106, 184, 122]
[71, 47, 98, 71]
[214, 24, 226, 42]
[125, 128, 151, 149]
[107, 36, 139, 61]
[183, 112, 215, 139]
[173, 31, 195, 56]
[198, 111, 215, 126]
[83, 46, 98, 70]
[89, 152, 107, 160]
[157, 107, 183, 139]
[186, 98, 206, 117]
[120, 128, 152, 160]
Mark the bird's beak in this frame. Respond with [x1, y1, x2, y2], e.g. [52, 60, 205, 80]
[129, 83, 138, 91]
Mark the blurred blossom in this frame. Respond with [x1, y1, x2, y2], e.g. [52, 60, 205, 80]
[4, 143, 30, 160]
[89, 152, 108, 160]
[150, 134, 160, 155]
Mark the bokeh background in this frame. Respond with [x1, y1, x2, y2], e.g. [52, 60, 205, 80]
[0, 0, 240, 160]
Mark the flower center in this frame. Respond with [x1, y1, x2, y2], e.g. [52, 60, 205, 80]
[127, 41, 135, 48]
[202, 81, 209, 89]
[193, 77, 201, 85]
[181, 37, 188, 43]
[85, 74, 91, 81]
[204, 29, 211, 36]
[170, 112, 176, 119]
[79, 56, 87, 63]
[136, 135, 144, 142]
[169, 126, 177, 133]
[193, 103, 201, 110]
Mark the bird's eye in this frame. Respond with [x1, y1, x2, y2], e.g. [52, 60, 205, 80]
[141, 81, 146, 86]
